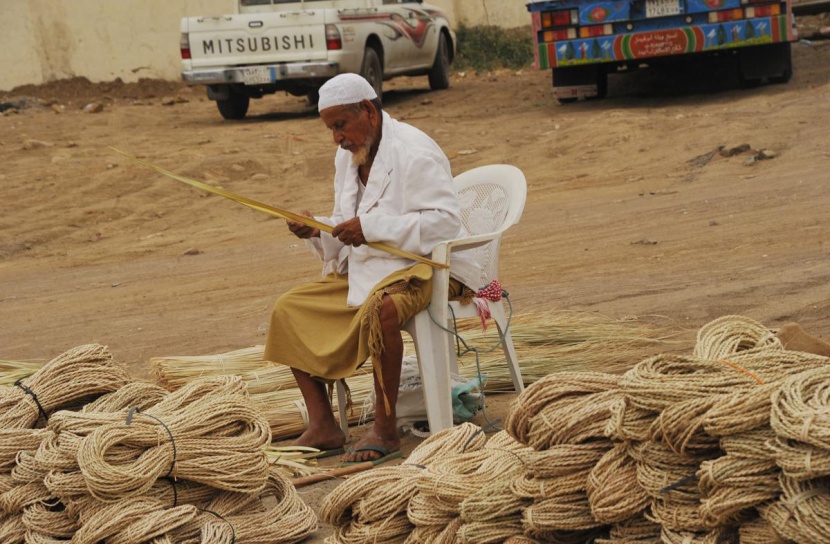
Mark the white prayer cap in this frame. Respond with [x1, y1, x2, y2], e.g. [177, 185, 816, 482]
[318, 73, 377, 112]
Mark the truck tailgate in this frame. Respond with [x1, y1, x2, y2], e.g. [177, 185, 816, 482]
[185, 12, 328, 68]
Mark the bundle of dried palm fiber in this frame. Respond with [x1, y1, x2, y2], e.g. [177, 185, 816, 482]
[0, 360, 42, 387]
[319, 423, 486, 544]
[0, 344, 129, 429]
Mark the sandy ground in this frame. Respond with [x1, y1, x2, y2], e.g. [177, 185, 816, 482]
[2, 20, 830, 540]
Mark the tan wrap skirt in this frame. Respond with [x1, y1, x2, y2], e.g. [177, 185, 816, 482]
[264, 264, 461, 388]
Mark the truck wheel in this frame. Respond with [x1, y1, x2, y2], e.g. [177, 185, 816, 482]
[428, 33, 451, 90]
[768, 43, 792, 84]
[360, 47, 383, 98]
[216, 92, 250, 120]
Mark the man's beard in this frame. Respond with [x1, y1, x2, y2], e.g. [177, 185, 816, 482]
[350, 136, 374, 166]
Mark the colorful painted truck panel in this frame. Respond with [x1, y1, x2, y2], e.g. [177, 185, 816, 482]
[527, 0, 796, 100]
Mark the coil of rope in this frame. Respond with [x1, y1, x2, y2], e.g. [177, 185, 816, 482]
[0, 344, 130, 429]
[76, 376, 271, 501]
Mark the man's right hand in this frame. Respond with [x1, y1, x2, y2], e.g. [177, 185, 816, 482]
[287, 211, 320, 239]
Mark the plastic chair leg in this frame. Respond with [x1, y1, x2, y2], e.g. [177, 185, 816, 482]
[490, 302, 525, 393]
[406, 310, 455, 433]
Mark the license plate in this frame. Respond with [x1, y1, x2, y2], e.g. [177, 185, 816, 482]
[645, 0, 680, 18]
[241, 66, 273, 85]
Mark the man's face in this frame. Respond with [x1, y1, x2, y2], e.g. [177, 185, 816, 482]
[320, 101, 378, 166]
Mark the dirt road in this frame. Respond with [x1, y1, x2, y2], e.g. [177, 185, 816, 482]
[2, 19, 830, 539]
[3, 38, 829, 368]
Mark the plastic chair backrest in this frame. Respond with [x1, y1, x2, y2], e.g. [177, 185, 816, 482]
[453, 164, 527, 288]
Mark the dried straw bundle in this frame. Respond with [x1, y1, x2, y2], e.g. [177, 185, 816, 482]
[0, 344, 130, 429]
[151, 346, 280, 391]
[76, 376, 271, 501]
[0, 360, 42, 387]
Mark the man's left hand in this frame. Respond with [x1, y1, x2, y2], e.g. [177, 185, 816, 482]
[331, 217, 366, 247]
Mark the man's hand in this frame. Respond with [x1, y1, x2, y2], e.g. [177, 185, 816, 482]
[331, 217, 366, 247]
[287, 211, 320, 239]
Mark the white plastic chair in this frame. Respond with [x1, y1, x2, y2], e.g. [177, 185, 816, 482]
[336, 164, 527, 438]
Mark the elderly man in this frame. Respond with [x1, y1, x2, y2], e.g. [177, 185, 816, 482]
[264, 74, 476, 464]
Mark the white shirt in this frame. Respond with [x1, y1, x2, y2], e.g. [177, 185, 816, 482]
[306, 111, 478, 306]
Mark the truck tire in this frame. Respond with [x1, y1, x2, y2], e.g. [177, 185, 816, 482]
[360, 47, 383, 98]
[428, 33, 451, 90]
[216, 92, 250, 120]
[768, 43, 793, 84]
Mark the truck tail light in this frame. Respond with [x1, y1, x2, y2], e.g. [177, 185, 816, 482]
[542, 9, 578, 27]
[325, 24, 342, 50]
[543, 29, 578, 41]
[180, 32, 191, 60]
[708, 8, 744, 22]
[579, 24, 614, 38]
[745, 4, 780, 17]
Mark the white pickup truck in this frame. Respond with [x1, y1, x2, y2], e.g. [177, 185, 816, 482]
[180, 0, 456, 119]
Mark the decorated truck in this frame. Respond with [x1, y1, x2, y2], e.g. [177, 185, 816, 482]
[180, 0, 455, 119]
[526, 0, 796, 100]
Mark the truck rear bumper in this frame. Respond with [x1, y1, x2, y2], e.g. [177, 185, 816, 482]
[182, 61, 338, 85]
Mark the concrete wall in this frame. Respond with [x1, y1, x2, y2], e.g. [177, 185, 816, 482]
[0, 0, 530, 91]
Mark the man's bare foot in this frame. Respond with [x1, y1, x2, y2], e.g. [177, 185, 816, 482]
[341, 425, 400, 463]
[292, 423, 346, 451]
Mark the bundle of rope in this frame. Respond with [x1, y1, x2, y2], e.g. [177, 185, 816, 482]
[0, 344, 319, 544]
[319, 423, 486, 544]
[416, 446, 527, 543]
[75, 375, 271, 500]
[0, 344, 130, 429]
[505, 372, 621, 449]
[501, 315, 830, 543]
[594, 512, 661, 543]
